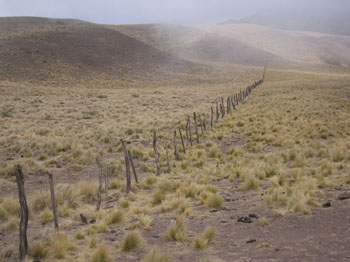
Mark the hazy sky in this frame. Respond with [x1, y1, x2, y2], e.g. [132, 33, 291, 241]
[0, 0, 348, 24]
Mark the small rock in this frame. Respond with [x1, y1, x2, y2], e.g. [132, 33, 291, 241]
[249, 214, 259, 219]
[246, 239, 256, 244]
[322, 201, 331, 208]
[109, 237, 116, 241]
[110, 229, 116, 233]
[220, 220, 228, 224]
[238, 216, 253, 223]
[152, 234, 160, 239]
[90, 219, 96, 224]
[210, 209, 219, 213]
[337, 192, 350, 200]
[231, 242, 238, 247]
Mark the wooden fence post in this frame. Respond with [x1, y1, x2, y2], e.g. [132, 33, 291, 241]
[194, 112, 200, 144]
[216, 102, 219, 121]
[174, 130, 180, 160]
[210, 106, 213, 128]
[188, 116, 193, 146]
[128, 150, 138, 184]
[179, 128, 186, 154]
[96, 157, 103, 211]
[105, 164, 109, 207]
[153, 131, 161, 176]
[165, 139, 171, 172]
[121, 139, 132, 193]
[16, 165, 28, 262]
[48, 172, 59, 229]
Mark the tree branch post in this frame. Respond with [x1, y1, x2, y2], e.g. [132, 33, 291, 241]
[121, 139, 132, 193]
[96, 157, 103, 211]
[48, 172, 59, 229]
[128, 150, 138, 184]
[153, 131, 161, 176]
[15, 164, 28, 261]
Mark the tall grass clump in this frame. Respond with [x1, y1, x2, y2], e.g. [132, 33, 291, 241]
[143, 246, 170, 262]
[121, 231, 142, 252]
[166, 215, 185, 243]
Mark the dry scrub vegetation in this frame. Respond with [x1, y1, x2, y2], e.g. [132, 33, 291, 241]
[1, 67, 350, 261]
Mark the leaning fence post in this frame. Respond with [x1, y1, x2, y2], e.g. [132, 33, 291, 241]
[194, 112, 200, 144]
[121, 139, 132, 193]
[188, 116, 193, 146]
[128, 150, 138, 184]
[179, 128, 186, 154]
[153, 131, 161, 176]
[174, 130, 180, 161]
[48, 172, 59, 229]
[15, 164, 28, 262]
[165, 139, 171, 172]
[96, 157, 103, 211]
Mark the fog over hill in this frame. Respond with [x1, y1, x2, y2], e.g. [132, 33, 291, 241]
[222, 0, 350, 36]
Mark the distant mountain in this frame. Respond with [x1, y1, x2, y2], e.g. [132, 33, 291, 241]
[222, 3, 350, 36]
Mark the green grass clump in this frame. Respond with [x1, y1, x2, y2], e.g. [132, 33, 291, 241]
[239, 175, 260, 191]
[119, 198, 130, 209]
[1, 197, 21, 216]
[75, 231, 85, 240]
[29, 241, 48, 260]
[106, 210, 124, 225]
[39, 209, 54, 223]
[92, 245, 111, 262]
[205, 194, 224, 209]
[0, 206, 9, 221]
[121, 231, 142, 252]
[166, 215, 185, 243]
[143, 246, 170, 262]
[194, 226, 216, 250]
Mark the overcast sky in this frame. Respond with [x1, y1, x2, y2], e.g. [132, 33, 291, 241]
[0, 0, 348, 24]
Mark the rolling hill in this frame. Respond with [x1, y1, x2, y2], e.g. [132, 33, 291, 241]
[0, 17, 202, 82]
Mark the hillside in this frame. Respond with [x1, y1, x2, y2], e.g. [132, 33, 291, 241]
[113, 24, 350, 68]
[0, 17, 202, 83]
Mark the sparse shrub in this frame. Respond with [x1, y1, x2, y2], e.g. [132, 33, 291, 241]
[0, 206, 9, 222]
[40, 208, 54, 223]
[138, 214, 152, 230]
[50, 232, 74, 259]
[79, 181, 98, 203]
[166, 215, 185, 243]
[152, 189, 165, 205]
[89, 237, 97, 249]
[121, 231, 142, 252]
[205, 193, 223, 209]
[1, 197, 20, 216]
[143, 246, 170, 262]
[239, 175, 260, 191]
[75, 231, 85, 240]
[29, 241, 48, 260]
[110, 179, 122, 189]
[143, 175, 157, 190]
[106, 210, 124, 225]
[92, 245, 111, 262]
[194, 227, 216, 250]
[119, 198, 129, 209]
